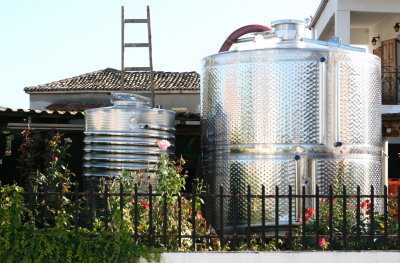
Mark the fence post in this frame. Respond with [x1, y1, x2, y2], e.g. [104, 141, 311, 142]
[342, 185, 347, 248]
[247, 184, 251, 249]
[149, 184, 153, 247]
[163, 194, 168, 248]
[178, 193, 182, 248]
[329, 185, 333, 241]
[275, 185, 279, 248]
[219, 185, 224, 248]
[397, 184, 400, 248]
[89, 181, 94, 230]
[356, 185, 361, 249]
[43, 183, 48, 228]
[134, 184, 138, 241]
[288, 185, 293, 249]
[119, 182, 124, 222]
[301, 185, 306, 247]
[370, 185, 375, 249]
[74, 183, 79, 230]
[104, 183, 109, 231]
[384, 185, 388, 249]
[315, 184, 320, 250]
[191, 182, 196, 251]
[28, 181, 34, 222]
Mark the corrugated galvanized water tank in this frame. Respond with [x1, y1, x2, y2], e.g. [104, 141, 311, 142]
[84, 93, 176, 182]
[201, 20, 382, 230]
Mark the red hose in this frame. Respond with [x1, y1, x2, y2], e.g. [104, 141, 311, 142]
[218, 24, 272, 53]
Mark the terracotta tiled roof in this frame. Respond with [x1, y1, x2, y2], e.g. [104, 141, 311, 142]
[24, 68, 200, 93]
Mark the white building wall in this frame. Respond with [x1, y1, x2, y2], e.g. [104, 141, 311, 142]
[368, 14, 400, 54]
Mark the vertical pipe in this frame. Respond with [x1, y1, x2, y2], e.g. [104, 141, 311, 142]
[147, 6, 155, 107]
[121, 6, 125, 91]
[261, 185, 266, 245]
[334, 62, 341, 143]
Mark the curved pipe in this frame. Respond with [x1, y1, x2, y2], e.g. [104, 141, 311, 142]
[218, 24, 272, 53]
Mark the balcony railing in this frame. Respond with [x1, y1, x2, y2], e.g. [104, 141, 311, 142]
[382, 66, 400, 105]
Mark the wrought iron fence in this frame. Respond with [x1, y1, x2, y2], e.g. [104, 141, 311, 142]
[16, 182, 400, 250]
[382, 66, 400, 104]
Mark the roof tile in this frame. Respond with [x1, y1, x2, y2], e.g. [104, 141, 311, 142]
[24, 68, 200, 93]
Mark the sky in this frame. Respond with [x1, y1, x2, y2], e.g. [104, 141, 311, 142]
[0, 0, 321, 109]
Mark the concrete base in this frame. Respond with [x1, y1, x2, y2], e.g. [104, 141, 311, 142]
[141, 251, 400, 263]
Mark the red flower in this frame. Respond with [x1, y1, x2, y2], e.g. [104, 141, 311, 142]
[326, 214, 330, 221]
[365, 200, 371, 205]
[366, 210, 371, 215]
[285, 231, 290, 238]
[305, 208, 315, 216]
[361, 201, 367, 209]
[305, 214, 310, 222]
[393, 211, 398, 219]
[318, 237, 326, 247]
[297, 217, 302, 222]
[141, 201, 149, 210]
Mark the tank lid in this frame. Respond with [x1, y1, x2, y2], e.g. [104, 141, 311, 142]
[271, 19, 307, 27]
[111, 93, 150, 107]
[271, 19, 307, 40]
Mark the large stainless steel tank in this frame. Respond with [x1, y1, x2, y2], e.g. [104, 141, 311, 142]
[201, 20, 382, 230]
[84, 93, 176, 182]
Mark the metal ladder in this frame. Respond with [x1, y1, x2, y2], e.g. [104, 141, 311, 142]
[120, 6, 155, 107]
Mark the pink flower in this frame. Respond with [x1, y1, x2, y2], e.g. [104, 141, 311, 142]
[326, 214, 330, 221]
[318, 237, 326, 247]
[54, 156, 59, 161]
[196, 213, 203, 219]
[64, 138, 73, 143]
[156, 140, 171, 150]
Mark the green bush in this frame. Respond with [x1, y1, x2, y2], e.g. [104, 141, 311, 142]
[0, 185, 160, 263]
